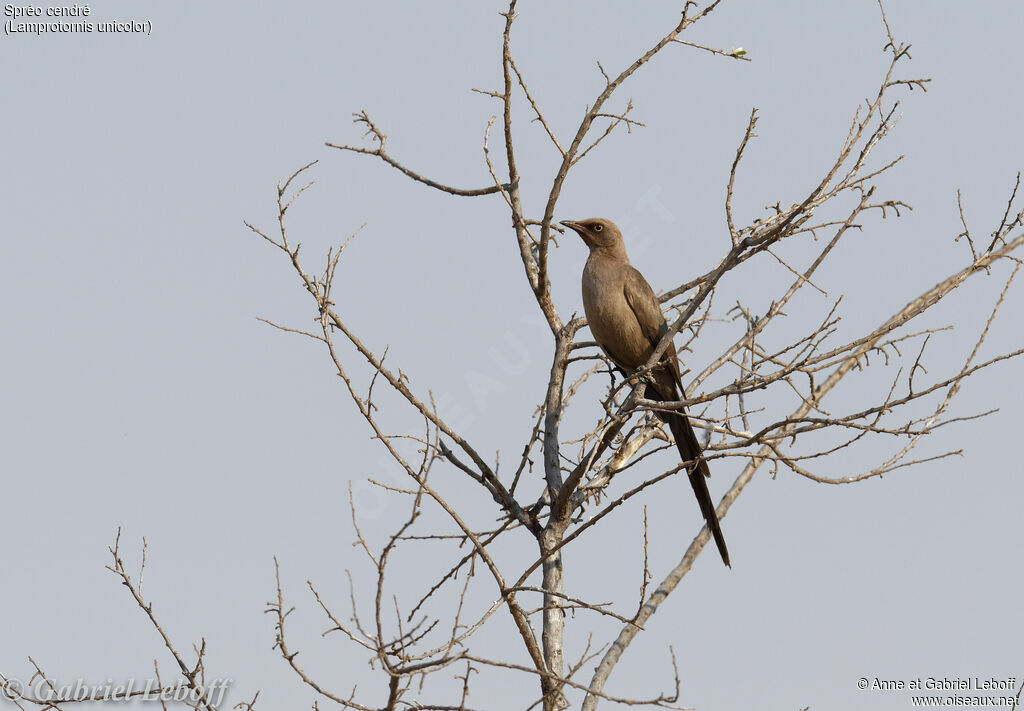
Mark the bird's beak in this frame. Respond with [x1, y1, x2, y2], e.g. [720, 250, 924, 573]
[561, 220, 591, 246]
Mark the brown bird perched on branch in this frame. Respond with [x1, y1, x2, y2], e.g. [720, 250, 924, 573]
[561, 217, 730, 567]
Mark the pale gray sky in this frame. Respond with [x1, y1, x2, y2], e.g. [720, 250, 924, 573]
[3, 2, 1023, 710]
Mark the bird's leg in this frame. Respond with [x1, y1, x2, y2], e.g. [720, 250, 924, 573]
[605, 364, 631, 391]
[605, 366, 617, 390]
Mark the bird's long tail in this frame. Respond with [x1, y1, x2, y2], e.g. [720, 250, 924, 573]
[664, 408, 731, 567]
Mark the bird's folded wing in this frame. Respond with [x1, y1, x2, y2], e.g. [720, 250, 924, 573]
[622, 266, 686, 388]
[622, 266, 665, 346]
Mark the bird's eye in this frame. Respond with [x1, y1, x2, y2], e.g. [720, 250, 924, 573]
[592, 223, 604, 232]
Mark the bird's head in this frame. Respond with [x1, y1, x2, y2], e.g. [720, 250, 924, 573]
[559, 218, 624, 254]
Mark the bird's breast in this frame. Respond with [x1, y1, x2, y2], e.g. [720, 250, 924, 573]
[582, 258, 652, 370]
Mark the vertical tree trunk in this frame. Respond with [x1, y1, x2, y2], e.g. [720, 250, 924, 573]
[541, 528, 565, 710]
